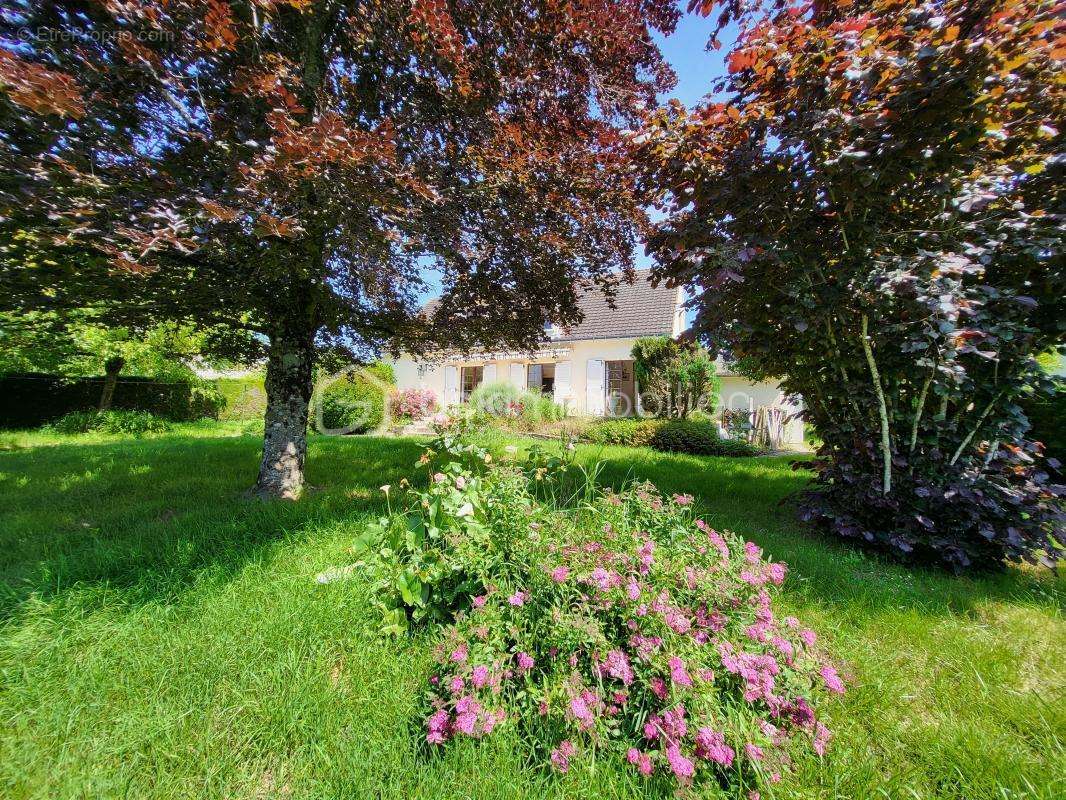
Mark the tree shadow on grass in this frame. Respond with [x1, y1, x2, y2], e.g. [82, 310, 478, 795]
[0, 433, 425, 620]
[582, 447, 1064, 619]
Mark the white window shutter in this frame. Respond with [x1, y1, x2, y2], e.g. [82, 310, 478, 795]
[554, 361, 572, 408]
[509, 362, 526, 389]
[444, 366, 459, 406]
[483, 363, 497, 383]
[585, 359, 605, 416]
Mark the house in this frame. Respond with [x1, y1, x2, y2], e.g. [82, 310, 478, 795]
[390, 271, 804, 443]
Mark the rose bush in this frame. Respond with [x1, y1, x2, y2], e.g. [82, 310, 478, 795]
[389, 387, 438, 421]
[356, 413, 843, 793]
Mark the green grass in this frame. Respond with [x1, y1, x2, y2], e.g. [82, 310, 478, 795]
[0, 424, 1062, 799]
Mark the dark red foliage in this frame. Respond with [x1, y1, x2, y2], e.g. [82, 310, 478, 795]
[636, 0, 1065, 570]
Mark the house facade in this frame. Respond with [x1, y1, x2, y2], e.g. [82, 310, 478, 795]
[390, 272, 803, 442]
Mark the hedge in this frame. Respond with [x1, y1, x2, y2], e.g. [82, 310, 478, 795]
[583, 417, 664, 447]
[650, 419, 762, 457]
[582, 417, 762, 457]
[0, 372, 224, 429]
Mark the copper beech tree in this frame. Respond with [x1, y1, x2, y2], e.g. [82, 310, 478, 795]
[0, 0, 679, 497]
[637, 0, 1064, 570]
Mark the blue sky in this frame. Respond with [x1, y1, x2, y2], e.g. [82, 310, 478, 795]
[419, 11, 735, 300]
[654, 12, 734, 109]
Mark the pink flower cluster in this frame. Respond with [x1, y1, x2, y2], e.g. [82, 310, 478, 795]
[425, 695, 506, 743]
[418, 481, 844, 795]
[550, 739, 576, 772]
[390, 387, 437, 420]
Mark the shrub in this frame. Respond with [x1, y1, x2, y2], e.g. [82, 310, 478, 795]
[583, 418, 664, 447]
[314, 362, 394, 434]
[48, 409, 172, 436]
[467, 383, 564, 425]
[651, 419, 761, 457]
[187, 383, 226, 419]
[632, 336, 720, 418]
[390, 387, 438, 421]
[639, 0, 1064, 571]
[356, 423, 842, 794]
[468, 381, 524, 417]
[519, 389, 564, 424]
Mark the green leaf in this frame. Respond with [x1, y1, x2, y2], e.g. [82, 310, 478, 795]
[396, 571, 424, 606]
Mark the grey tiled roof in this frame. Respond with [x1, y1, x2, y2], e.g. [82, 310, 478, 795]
[553, 271, 680, 342]
[422, 270, 681, 342]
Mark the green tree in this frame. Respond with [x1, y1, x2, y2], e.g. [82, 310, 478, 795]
[1, 0, 679, 498]
[632, 336, 719, 418]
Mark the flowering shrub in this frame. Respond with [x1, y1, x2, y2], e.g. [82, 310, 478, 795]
[418, 485, 843, 793]
[390, 387, 437, 421]
[356, 418, 843, 794]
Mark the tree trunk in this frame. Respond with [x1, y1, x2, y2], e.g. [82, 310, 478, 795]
[254, 323, 315, 500]
[99, 356, 125, 411]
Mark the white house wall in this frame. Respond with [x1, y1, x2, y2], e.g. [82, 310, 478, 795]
[389, 340, 804, 443]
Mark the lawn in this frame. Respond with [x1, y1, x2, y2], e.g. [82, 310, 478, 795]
[0, 424, 1062, 799]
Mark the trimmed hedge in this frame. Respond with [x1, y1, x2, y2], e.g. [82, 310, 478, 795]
[313, 362, 395, 434]
[583, 417, 664, 447]
[582, 417, 762, 457]
[0, 372, 224, 429]
[651, 419, 762, 457]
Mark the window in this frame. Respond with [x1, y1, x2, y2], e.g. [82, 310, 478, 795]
[461, 366, 483, 403]
[605, 359, 635, 417]
[527, 363, 556, 394]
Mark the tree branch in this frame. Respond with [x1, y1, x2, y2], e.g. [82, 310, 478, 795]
[909, 367, 934, 455]
[861, 314, 892, 495]
[949, 391, 1003, 466]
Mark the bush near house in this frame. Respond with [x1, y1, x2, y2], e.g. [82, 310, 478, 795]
[583, 417, 762, 457]
[631, 336, 720, 419]
[356, 418, 843, 794]
[468, 381, 524, 416]
[583, 417, 663, 448]
[389, 387, 438, 421]
[652, 419, 762, 457]
[468, 382, 565, 426]
[314, 362, 395, 434]
[517, 390, 565, 424]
